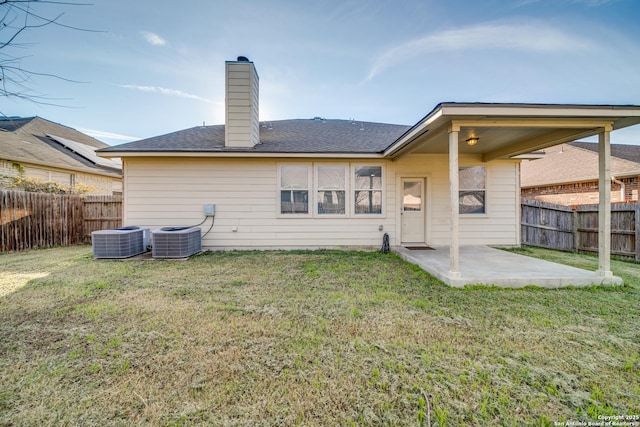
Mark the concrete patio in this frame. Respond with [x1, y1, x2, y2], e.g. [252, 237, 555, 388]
[392, 245, 623, 288]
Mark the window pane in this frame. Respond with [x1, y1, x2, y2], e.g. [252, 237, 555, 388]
[318, 166, 345, 190]
[403, 181, 422, 212]
[281, 166, 308, 189]
[281, 190, 309, 214]
[459, 166, 485, 190]
[318, 190, 345, 214]
[459, 190, 485, 214]
[355, 190, 382, 214]
[354, 166, 382, 190]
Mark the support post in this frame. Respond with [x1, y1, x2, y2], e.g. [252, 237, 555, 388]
[449, 128, 460, 278]
[597, 127, 613, 277]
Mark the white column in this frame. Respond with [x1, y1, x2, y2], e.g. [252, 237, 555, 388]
[449, 128, 460, 278]
[597, 126, 613, 277]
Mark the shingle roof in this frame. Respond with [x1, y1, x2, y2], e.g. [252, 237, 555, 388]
[520, 142, 640, 187]
[97, 119, 412, 154]
[570, 141, 640, 164]
[0, 116, 121, 175]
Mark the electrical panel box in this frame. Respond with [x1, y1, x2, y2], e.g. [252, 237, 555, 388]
[203, 204, 216, 216]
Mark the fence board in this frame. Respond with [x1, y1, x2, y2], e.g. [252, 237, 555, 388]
[522, 200, 639, 261]
[521, 200, 575, 252]
[0, 191, 83, 252]
[0, 191, 122, 252]
[82, 195, 123, 241]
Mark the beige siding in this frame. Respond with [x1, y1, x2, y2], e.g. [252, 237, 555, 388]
[387, 155, 519, 246]
[392, 155, 441, 244]
[22, 165, 71, 184]
[458, 161, 519, 245]
[123, 155, 520, 249]
[225, 62, 259, 148]
[0, 159, 121, 195]
[124, 158, 391, 249]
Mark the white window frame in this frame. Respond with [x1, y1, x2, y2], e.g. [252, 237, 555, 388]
[352, 164, 384, 216]
[315, 164, 348, 217]
[459, 165, 487, 216]
[278, 164, 312, 217]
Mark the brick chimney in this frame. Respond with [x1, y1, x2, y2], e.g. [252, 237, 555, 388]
[225, 56, 259, 148]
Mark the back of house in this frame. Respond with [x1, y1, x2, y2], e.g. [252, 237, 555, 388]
[98, 57, 640, 253]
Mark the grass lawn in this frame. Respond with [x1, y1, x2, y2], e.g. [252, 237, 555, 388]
[0, 245, 638, 426]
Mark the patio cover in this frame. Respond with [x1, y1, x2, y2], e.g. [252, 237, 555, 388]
[385, 103, 640, 284]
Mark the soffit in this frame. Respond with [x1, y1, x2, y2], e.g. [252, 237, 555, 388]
[386, 104, 640, 161]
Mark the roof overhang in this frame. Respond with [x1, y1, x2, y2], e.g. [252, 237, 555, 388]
[97, 151, 386, 159]
[384, 103, 640, 161]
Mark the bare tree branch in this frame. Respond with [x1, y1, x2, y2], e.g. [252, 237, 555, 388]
[0, 0, 99, 104]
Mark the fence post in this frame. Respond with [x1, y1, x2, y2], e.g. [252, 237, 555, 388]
[636, 204, 640, 262]
[572, 205, 579, 253]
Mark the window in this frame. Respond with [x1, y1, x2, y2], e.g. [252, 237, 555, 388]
[459, 166, 486, 214]
[278, 163, 385, 217]
[317, 165, 346, 215]
[280, 165, 310, 214]
[354, 165, 383, 214]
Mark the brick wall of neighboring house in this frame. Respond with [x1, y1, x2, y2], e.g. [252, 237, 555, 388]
[522, 176, 639, 205]
[0, 159, 22, 187]
[75, 171, 122, 195]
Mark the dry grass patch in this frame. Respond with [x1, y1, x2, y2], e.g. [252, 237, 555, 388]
[1, 246, 639, 426]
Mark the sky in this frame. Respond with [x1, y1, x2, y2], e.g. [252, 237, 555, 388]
[2, 0, 640, 145]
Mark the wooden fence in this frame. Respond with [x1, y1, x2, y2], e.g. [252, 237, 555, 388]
[82, 195, 123, 241]
[3, 190, 637, 258]
[521, 200, 640, 261]
[0, 190, 122, 253]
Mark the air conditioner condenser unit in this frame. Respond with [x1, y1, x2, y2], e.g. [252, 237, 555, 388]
[92, 226, 149, 259]
[151, 227, 201, 258]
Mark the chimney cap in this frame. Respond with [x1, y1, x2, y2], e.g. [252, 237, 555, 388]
[237, 56, 250, 62]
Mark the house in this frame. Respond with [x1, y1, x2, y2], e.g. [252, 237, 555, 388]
[0, 116, 122, 195]
[98, 57, 640, 286]
[521, 142, 640, 205]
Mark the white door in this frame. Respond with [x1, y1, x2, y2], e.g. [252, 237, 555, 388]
[401, 178, 425, 243]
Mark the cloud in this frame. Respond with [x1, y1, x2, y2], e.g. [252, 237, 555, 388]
[566, 0, 618, 5]
[365, 22, 594, 81]
[515, 0, 617, 6]
[573, 0, 617, 5]
[118, 84, 213, 103]
[140, 31, 167, 46]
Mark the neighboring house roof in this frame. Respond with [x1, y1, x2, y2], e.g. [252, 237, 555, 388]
[0, 116, 121, 177]
[98, 118, 412, 154]
[520, 142, 640, 188]
[576, 141, 640, 164]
